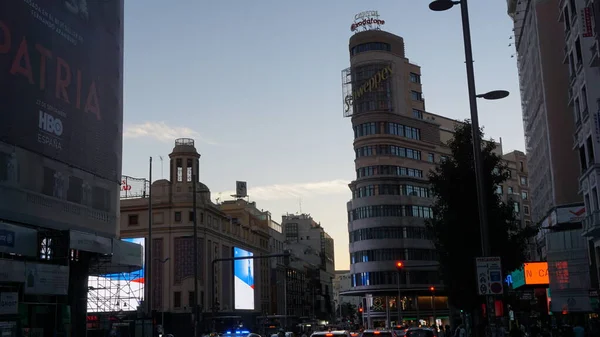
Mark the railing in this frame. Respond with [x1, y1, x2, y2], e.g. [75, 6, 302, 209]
[120, 175, 149, 199]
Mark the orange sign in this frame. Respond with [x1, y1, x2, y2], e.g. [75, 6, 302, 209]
[524, 262, 549, 285]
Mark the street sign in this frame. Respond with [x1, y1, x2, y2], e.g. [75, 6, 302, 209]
[476, 257, 504, 295]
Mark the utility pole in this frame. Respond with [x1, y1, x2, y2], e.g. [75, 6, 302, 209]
[148, 157, 153, 320]
[192, 174, 200, 337]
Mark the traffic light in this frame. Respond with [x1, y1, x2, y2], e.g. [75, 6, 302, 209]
[395, 261, 404, 269]
[358, 304, 363, 313]
[429, 286, 435, 292]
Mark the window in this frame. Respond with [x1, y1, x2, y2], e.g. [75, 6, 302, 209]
[188, 291, 196, 307]
[580, 145, 588, 171]
[508, 187, 513, 194]
[524, 205, 530, 215]
[513, 202, 520, 214]
[587, 136, 595, 164]
[411, 91, 423, 101]
[174, 291, 181, 308]
[427, 153, 434, 163]
[128, 214, 139, 225]
[581, 85, 588, 115]
[496, 186, 503, 194]
[350, 42, 392, 56]
[525, 220, 531, 227]
[440, 155, 448, 162]
[409, 73, 421, 84]
[519, 161, 524, 172]
[413, 109, 423, 119]
[354, 122, 378, 138]
[593, 188, 600, 211]
[174, 211, 182, 222]
[521, 191, 528, 200]
[387, 123, 420, 140]
[575, 38, 583, 66]
[189, 211, 195, 222]
[520, 176, 527, 186]
[176, 158, 183, 182]
[186, 159, 193, 182]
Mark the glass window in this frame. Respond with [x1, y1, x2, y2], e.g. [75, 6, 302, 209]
[409, 73, 421, 83]
[413, 109, 424, 119]
[427, 153, 434, 163]
[411, 91, 423, 101]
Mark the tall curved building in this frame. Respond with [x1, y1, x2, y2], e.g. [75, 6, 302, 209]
[342, 29, 450, 327]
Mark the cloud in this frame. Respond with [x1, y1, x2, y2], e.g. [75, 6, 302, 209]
[123, 121, 219, 145]
[216, 179, 351, 201]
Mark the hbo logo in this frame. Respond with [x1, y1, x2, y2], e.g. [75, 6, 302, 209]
[38, 111, 63, 136]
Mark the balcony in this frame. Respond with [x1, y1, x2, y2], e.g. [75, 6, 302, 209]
[591, 40, 600, 67]
[582, 211, 600, 238]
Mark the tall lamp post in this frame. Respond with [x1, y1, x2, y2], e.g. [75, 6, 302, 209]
[154, 257, 170, 333]
[429, 0, 509, 335]
[429, 287, 436, 328]
[395, 261, 404, 326]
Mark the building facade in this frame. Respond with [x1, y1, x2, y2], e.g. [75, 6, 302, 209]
[507, 0, 581, 226]
[342, 29, 451, 327]
[119, 139, 268, 333]
[282, 214, 335, 321]
[267, 218, 286, 316]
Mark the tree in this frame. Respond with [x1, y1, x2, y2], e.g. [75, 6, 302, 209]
[426, 120, 538, 311]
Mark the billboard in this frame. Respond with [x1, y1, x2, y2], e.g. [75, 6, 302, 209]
[0, 0, 124, 236]
[233, 247, 254, 310]
[341, 62, 394, 117]
[87, 238, 145, 312]
[0, 0, 124, 183]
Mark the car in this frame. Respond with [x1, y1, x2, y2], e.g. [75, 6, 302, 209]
[405, 328, 436, 337]
[310, 331, 351, 337]
[360, 329, 397, 337]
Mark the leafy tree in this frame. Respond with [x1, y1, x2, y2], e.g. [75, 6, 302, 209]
[426, 120, 538, 311]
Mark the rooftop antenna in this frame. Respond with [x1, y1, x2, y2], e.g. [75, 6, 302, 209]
[299, 198, 302, 214]
[159, 156, 164, 179]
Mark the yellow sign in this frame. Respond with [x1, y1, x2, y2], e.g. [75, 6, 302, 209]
[353, 65, 392, 100]
[344, 65, 392, 113]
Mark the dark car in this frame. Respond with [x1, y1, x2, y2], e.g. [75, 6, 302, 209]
[405, 328, 436, 337]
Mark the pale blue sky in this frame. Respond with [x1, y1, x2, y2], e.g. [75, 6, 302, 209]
[121, 0, 524, 270]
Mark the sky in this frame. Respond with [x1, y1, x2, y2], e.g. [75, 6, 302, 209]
[121, 0, 524, 271]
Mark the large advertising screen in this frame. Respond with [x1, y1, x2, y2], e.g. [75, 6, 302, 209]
[341, 62, 394, 117]
[0, 0, 124, 183]
[87, 238, 145, 312]
[233, 247, 254, 310]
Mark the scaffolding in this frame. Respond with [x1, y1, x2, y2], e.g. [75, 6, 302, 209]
[87, 253, 144, 314]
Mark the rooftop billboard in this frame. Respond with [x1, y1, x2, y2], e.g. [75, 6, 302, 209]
[0, 0, 124, 236]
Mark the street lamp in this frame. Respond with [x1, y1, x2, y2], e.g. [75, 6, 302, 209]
[429, 0, 507, 335]
[395, 261, 404, 326]
[429, 287, 436, 328]
[154, 257, 170, 333]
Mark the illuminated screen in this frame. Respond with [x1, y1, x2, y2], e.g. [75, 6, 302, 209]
[87, 238, 145, 312]
[233, 247, 254, 310]
[524, 262, 549, 285]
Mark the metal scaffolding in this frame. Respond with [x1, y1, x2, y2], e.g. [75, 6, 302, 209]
[87, 255, 144, 314]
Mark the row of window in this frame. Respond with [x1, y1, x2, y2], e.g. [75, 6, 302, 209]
[352, 184, 431, 199]
[352, 271, 440, 287]
[356, 145, 422, 160]
[353, 122, 421, 140]
[349, 205, 433, 221]
[350, 42, 392, 56]
[357, 165, 424, 179]
[350, 226, 433, 243]
[351, 248, 438, 263]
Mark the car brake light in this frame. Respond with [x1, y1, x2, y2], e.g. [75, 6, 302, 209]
[374, 332, 380, 335]
[326, 334, 333, 336]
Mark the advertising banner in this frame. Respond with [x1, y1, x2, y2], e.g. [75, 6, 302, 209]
[0, 292, 18, 315]
[233, 247, 255, 310]
[0, 0, 124, 184]
[0, 222, 38, 257]
[24, 263, 70, 296]
[69, 230, 112, 255]
[88, 238, 145, 312]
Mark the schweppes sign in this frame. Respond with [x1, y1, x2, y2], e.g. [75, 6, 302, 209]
[344, 65, 392, 112]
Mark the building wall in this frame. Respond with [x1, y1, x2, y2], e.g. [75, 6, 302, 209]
[507, 0, 581, 225]
[119, 140, 269, 316]
[282, 214, 335, 320]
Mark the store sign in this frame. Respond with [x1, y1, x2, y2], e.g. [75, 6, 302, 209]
[351, 11, 385, 32]
[24, 263, 69, 296]
[0, 222, 37, 257]
[0, 292, 18, 315]
[583, 7, 594, 37]
[510, 268, 525, 289]
[524, 262, 549, 285]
